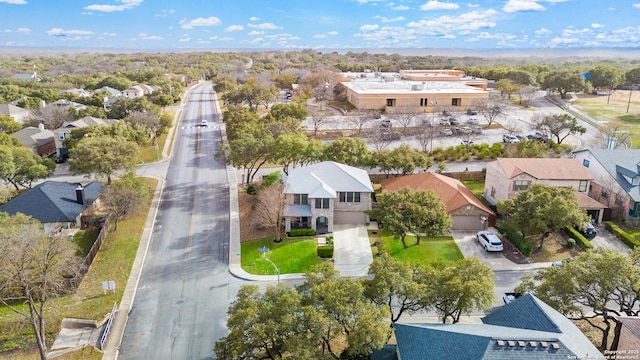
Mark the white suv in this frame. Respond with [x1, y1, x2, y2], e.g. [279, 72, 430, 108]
[476, 231, 503, 252]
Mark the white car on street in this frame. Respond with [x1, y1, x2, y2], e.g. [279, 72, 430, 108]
[476, 231, 504, 252]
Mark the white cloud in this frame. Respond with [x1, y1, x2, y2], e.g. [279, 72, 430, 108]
[248, 30, 263, 36]
[407, 9, 497, 33]
[503, 0, 545, 13]
[180, 17, 222, 29]
[16, 27, 30, 34]
[592, 23, 604, 29]
[391, 5, 409, 10]
[155, 9, 175, 17]
[535, 27, 552, 35]
[179, 37, 190, 42]
[313, 34, 327, 38]
[327, 31, 339, 35]
[249, 16, 260, 21]
[139, 33, 163, 40]
[360, 24, 380, 31]
[102, 32, 117, 36]
[420, 1, 460, 11]
[378, 16, 405, 23]
[247, 22, 281, 30]
[633, 3, 640, 8]
[354, 0, 384, 3]
[225, 25, 244, 32]
[84, 0, 143, 12]
[47, 28, 94, 37]
[0, 0, 27, 3]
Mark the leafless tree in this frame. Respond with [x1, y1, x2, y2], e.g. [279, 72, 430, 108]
[347, 110, 375, 134]
[308, 106, 331, 136]
[0, 213, 81, 360]
[389, 105, 420, 133]
[252, 183, 286, 242]
[33, 105, 74, 129]
[412, 125, 438, 153]
[503, 118, 524, 135]
[476, 99, 508, 128]
[124, 110, 161, 143]
[518, 85, 538, 106]
[594, 123, 633, 149]
[364, 128, 395, 151]
[457, 130, 484, 153]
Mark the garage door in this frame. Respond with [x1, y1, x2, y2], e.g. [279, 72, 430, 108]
[334, 211, 367, 224]
[452, 216, 484, 231]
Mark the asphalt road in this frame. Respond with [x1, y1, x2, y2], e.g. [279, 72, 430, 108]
[118, 84, 240, 360]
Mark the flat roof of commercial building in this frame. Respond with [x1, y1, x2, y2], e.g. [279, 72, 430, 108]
[340, 76, 488, 95]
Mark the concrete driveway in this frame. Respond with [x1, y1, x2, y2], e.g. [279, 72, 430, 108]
[590, 224, 631, 253]
[332, 224, 373, 277]
[450, 230, 520, 271]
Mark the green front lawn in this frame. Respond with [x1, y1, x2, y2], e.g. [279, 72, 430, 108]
[370, 230, 464, 267]
[241, 237, 326, 275]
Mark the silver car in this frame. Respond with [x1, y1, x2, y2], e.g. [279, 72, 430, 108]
[476, 231, 503, 252]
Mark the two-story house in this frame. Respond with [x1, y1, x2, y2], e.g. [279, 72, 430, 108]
[573, 149, 640, 220]
[484, 158, 606, 223]
[53, 116, 118, 157]
[283, 161, 374, 234]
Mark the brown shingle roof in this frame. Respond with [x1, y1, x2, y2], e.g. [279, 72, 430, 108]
[496, 158, 594, 180]
[575, 191, 606, 209]
[380, 172, 494, 215]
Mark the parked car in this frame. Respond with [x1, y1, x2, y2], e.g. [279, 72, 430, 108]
[502, 134, 519, 143]
[527, 133, 544, 141]
[457, 126, 471, 134]
[55, 154, 69, 163]
[373, 112, 382, 119]
[466, 108, 479, 115]
[380, 131, 401, 141]
[442, 110, 452, 117]
[476, 230, 503, 252]
[381, 119, 392, 128]
[579, 221, 597, 239]
[440, 128, 453, 136]
[423, 118, 434, 127]
[467, 118, 479, 125]
[439, 119, 451, 126]
[201, 119, 208, 127]
[471, 126, 482, 134]
[503, 292, 522, 304]
[551, 257, 573, 269]
[449, 117, 460, 125]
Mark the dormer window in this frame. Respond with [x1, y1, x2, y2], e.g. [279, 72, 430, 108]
[633, 176, 640, 186]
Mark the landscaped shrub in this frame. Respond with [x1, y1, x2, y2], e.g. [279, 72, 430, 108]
[289, 228, 316, 237]
[605, 221, 640, 248]
[495, 221, 533, 256]
[317, 245, 334, 258]
[326, 235, 334, 245]
[563, 226, 593, 250]
[246, 183, 256, 195]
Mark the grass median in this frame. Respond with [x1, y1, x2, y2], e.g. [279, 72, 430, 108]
[370, 229, 464, 267]
[241, 237, 328, 275]
[0, 178, 157, 359]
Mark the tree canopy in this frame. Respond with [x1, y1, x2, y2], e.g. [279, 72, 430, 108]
[497, 183, 589, 250]
[68, 135, 139, 184]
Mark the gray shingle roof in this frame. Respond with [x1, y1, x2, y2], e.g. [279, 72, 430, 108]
[384, 294, 604, 360]
[0, 181, 103, 223]
[575, 149, 640, 202]
[284, 161, 373, 196]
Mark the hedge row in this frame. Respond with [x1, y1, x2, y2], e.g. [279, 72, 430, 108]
[495, 221, 533, 256]
[289, 228, 316, 237]
[563, 226, 593, 251]
[605, 221, 640, 248]
[317, 245, 334, 258]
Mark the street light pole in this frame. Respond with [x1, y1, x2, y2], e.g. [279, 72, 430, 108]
[264, 257, 280, 285]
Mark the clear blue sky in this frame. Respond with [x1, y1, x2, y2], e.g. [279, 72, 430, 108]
[1, 0, 639, 50]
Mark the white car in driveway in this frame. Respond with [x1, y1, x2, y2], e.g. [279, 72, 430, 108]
[476, 231, 504, 252]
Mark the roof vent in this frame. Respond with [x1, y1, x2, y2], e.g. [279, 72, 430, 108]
[507, 341, 516, 347]
[529, 341, 537, 348]
[551, 343, 560, 350]
[496, 340, 505, 347]
[517, 341, 526, 348]
[540, 341, 548, 348]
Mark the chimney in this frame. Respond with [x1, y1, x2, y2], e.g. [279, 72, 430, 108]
[76, 185, 85, 205]
[38, 123, 45, 131]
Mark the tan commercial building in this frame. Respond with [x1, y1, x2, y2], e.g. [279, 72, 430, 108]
[340, 70, 489, 114]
